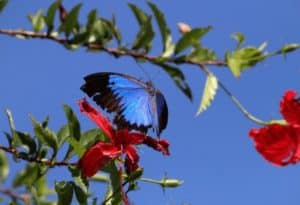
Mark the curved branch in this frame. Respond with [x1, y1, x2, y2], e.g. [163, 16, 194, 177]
[0, 28, 226, 67]
[0, 144, 77, 167]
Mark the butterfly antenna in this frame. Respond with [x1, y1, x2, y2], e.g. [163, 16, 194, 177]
[135, 61, 152, 81]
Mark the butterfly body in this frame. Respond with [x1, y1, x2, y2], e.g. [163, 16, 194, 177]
[81, 72, 168, 136]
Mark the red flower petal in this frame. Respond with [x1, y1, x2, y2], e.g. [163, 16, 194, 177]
[79, 142, 121, 177]
[249, 123, 300, 166]
[78, 98, 115, 142]
[143, 136, 170, 156]
[124, 145, 139, 173]
[280, 90, 300, 125]
[115, 130, 146, 145]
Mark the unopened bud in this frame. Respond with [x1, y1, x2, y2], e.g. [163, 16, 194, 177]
[161, 178, 183, 188]
[178, 22, 191, 34]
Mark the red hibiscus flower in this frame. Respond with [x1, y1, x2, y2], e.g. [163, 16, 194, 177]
[249, 90, 300, 166]
[78, 98, 170, 177]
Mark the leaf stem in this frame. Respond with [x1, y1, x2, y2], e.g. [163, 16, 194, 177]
[199, 64, 268, 125]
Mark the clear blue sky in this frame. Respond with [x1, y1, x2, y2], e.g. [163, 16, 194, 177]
[1, 0, 300, 204]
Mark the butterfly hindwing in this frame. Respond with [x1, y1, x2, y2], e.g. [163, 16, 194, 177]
[81, 72, 168, 136]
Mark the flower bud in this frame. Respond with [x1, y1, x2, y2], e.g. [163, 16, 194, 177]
[161, 178, 183, 188]
[178, 22, 191, 34]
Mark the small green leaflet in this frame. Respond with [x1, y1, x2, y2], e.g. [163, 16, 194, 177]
[226, 42, 267, 77]
[28, 10, 45, 33]
[175, 26, 212, 54]
[196, 73, 218, 115]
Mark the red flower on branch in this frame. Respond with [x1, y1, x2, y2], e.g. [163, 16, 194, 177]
[78, 98, 170, 177]
[249, 90, 300, 166]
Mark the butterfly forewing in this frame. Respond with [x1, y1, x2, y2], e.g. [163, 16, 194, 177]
[81, 72, 168, 136]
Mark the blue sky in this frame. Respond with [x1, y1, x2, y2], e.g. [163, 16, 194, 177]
[1, 1, 300, 204]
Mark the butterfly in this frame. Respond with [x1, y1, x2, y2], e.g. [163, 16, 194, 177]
[80, 72, 168, 136]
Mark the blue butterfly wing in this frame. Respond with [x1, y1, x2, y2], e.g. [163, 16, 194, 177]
[81, 72, 168, 135]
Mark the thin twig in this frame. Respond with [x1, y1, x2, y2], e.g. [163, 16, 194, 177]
[0, 28, 227, 67]
[0, 144, 77, 167]
[0, 188, 30, 204]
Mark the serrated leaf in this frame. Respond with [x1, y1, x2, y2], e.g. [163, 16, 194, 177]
[156, 63, 192, 100]
[148, 2, 174, 57]
[231, 32, 245, 48]
[226, 45, 267, 77]
[55, 181, 73, 205]
[45, 0, 61, 32]
[13, 164, 39, 187]
[187, 47, 217, 62]
[196, 73, 218, 115]
[0, 150, 9, 182]
[28, 10, 45, 33]
[275, 43, 300, 55]
[175, 26, 212, 54]
[0, 0, 8, 13]
[63, 105, 81, 141]
[30, 116, 58, 153]
[59, 3, 82, 36]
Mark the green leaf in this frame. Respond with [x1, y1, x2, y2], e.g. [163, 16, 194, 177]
[0, 150, 9, 182]
[102, 162, 123, 205]
[35, 176, 49, 197]
[28, 10, 45, 33]
[231, 32, 245, 48]
[148, 2, 174, 57]
[63, 104, 81, 141]
[226, 44, 267, 77]
[275, 43, 300, 55]
[59, 3, 82, 36]
[132, 16, 154, 52]
[73, 182, 88, 205]
[45, 0, 61, 32]
[156, 63, 192, 100]
[55, 181, 74, 205]
[187, 47, 217, 62]
[128, 3, 148, 25]
[129, 3, 154, 52]
[13, 164, 39, 187]
[67, 137, 85, 157]
[5, 109, 16, 134]
[57, 124, 69, 147]
[15, 131, 37, 155]
[0, 0, 8, 13]
[30, 116, 58, 153]
[175, 26, 212, 54]
[196, 73, 218, 115]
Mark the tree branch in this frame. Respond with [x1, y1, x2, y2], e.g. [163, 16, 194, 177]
[0, 28, 226, 67]
[0, 144, 77, 167]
